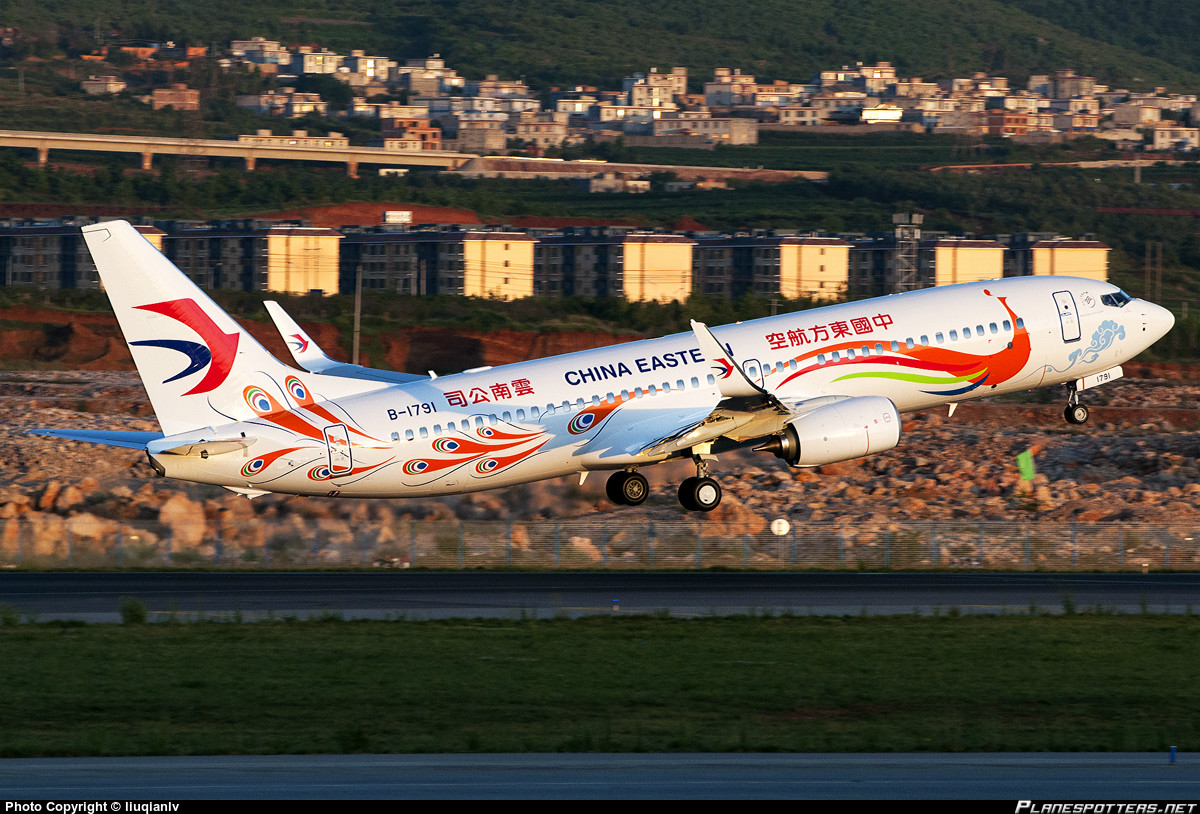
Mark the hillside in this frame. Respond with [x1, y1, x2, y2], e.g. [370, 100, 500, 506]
[3, 0, 1200, 90]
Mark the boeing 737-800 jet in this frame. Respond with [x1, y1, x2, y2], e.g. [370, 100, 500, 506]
[32, 220, 1175, 511]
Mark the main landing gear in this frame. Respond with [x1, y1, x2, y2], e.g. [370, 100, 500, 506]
[679, 451, 722, 512]
[606, 469, 648, 506]
[1064, 384, 1090, 425]
[604, 459, 724, 513]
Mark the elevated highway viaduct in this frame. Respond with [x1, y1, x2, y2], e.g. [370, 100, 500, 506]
[0, 129, 476, 176]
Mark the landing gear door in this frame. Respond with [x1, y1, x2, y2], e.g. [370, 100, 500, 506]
[323, 423, 353, 475]
[1053, 291, 1081, 343]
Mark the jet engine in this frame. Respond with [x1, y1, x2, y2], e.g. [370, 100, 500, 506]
[757, 396, 901, 467]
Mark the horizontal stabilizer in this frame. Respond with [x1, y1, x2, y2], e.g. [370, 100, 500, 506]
[28, 429, 164, 450]
[264, 300, 427, 385]
[147, 430, 256, 457]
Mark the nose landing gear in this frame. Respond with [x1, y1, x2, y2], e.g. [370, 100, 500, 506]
[1064, 384, 1090, 425]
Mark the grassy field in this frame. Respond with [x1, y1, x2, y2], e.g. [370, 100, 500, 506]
[1, 614, 1196, 756]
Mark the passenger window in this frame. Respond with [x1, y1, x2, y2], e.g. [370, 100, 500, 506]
[404, 429, 414, 441]
[531, 407, 540, 419]
[1003, 320, 1012, 331]
[949, 330, 958, 341]
[920, 335, 928, 345]
[976, 324, 985, 335]
[391, 431, 400, 442]
[433, 424, 442, 435]
[516, 409, 526, 421]
[419, 427, 428, 439]
[935, 332, 944, 344]
[502, 411, 512, 421]
[990, 323, 998, 334]
[691, 377, 700, 387]
[963, 327, 971, 338]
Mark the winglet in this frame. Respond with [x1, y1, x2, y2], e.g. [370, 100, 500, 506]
[263, 301, 343, 374]
[264, 300, 428, 385]
[690, 319, 767, 398]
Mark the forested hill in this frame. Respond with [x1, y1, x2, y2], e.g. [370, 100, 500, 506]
[3, 0, 1200, 91]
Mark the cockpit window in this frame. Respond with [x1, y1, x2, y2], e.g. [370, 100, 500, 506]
[1101, 290, 1132, 308]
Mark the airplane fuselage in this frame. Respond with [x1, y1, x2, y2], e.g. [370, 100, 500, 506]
[148, 276, 1171, 499]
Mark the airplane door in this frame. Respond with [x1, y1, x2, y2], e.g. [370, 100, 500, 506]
[323, 423, 353, 475]
[1053, 291, 1081, 343]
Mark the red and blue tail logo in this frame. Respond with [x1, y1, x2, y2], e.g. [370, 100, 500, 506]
[130, 299, 240, 395]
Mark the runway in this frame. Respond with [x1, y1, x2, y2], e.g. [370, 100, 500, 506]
[4, 752, 1199, 799]
[5, 571, 1199, 799]
[3, 571, 1200, 622]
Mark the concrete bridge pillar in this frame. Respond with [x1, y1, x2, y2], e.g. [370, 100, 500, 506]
[36, 145, 48, 167]
[245, 154, 256, 172]
[346, 159, 358, 178]
[140, 150, 154, 171]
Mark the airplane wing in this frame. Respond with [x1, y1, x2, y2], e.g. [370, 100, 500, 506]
[263, 301, 428, 385]
[28, 429, 164, 449]
[626, 320, 797, 457]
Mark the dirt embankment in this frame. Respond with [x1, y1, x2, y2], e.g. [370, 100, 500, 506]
[0, 306, 633, 373]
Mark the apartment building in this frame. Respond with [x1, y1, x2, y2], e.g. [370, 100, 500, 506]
[535, 230, 693, 301]
[0, 223, 163, 289]
[692, 234, 850, 300]
[341, 228, 536, 300]
[162, 222, 342, 295]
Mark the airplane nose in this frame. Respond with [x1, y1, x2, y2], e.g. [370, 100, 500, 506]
[1145, 301, 1175, 343]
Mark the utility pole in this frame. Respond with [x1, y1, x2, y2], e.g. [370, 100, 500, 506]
[352, 262, 362, 365]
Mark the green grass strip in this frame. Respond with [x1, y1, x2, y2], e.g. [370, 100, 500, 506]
[1, 614, 1197, 756]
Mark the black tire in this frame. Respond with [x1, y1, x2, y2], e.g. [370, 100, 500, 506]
[606, 471, 632, 505]
[679, 476, 721, 512]
[620, 471, 649, 505]
[678, 477, 699, 511]
[1065, 404, 1089, 425]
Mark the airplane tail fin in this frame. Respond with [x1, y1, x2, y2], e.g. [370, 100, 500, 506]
[82, 220, 300, 435]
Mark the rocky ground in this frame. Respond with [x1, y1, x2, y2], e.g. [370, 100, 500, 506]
[2, 365, 1198, 552]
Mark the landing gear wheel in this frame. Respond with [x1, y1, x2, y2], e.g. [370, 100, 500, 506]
[679, 476, 722, 512]
[607, 470, 648, 506]
[1065, 403, 1090, 425]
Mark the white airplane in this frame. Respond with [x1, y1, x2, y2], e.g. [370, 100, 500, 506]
[32, 220, 1175, 511]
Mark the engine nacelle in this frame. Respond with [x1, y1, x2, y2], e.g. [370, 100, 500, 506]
[758, 396, 901, 467]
